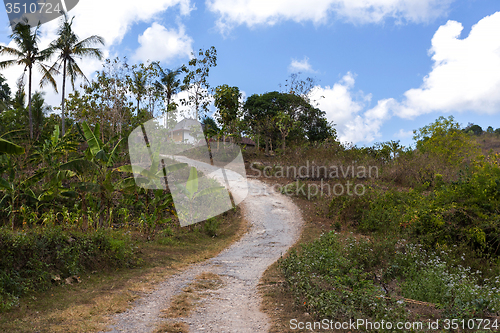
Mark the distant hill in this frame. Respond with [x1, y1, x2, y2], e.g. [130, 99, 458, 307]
[475, 133, 500, 155]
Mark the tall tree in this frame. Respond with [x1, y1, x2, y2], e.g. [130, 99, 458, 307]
[214, 84, 241, 140]
[0, 18, 53, 139]
[0, 74, 11, 111]
[127, 64, 148, 117]
[31, 91, 51, 139]
[67, 58, 133, 141]
[42, 14, 104, 135]
[153, 62, 182, 127]
[182, 46, 217, 120]
[244, 91, 334, 152]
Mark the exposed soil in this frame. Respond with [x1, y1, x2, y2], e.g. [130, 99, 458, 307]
[102, 156, 304, 332]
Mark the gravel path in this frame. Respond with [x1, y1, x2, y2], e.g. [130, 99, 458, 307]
[103, 156, 303, 333]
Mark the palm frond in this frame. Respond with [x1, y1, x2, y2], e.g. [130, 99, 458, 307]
[39, 63, 59, 92]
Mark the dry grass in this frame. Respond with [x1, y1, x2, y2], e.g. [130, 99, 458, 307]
[162, 286, 200, 318]
[192, 272, 224, 291]
[0, 208, 245, 333]
[159, 272, 224, 320]
[476, 133, 500, 155]
[253, 165, 452, 332]
[252, 173, 337, 332]
[153, 321, 189, 333]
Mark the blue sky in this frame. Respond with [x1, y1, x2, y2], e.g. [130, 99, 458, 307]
[1, 0, 499, 147]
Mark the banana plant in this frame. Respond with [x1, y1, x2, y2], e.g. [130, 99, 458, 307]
[0, 155, 43, 229]
[175, 166, 225, 226]
[115, 150, 187, 227]
[115, 150, 187, 189]
[59, 121, 124, 230]
[29, 125, 79, 200]
[0, 138, 24, 155]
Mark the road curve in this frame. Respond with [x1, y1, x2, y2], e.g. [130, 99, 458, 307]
[104, 156, 303, 333]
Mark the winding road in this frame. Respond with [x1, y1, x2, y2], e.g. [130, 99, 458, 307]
[104, 156, 303, 332]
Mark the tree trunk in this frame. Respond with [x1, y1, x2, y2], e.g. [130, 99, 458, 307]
[61, 59, 67, 136]
[82, 194, 88, 231]
[282, 135, 286, 150]
[28, 65, 33, 139]
[165, 99, 170, 128]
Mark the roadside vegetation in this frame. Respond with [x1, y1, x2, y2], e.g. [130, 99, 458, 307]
[253, 118, 500, 332]
[1, 12, 500, 333]
[0, 16, 243, 332]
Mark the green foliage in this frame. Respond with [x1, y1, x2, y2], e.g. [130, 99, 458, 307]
[413, 116, 479, 166]
[281, 232, 407, 324]
[0, 227, 137, 311]
[42, 14, 105, 135]
[333, 154, 500, 257]
[0, 17, 53, 139]
[214, 84, 240, 137]
[182, 46, 217, 120]
[203, 217, 220, 237]
[0, 137, 24, 155]
[0, 73, 11, 110]
[391, 243, 500, 317]
[465, 124, 483, 136]
[153, 62, 182, 126]
[243, 91, 335, 153]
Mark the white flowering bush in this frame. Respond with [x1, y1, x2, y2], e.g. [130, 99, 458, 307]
[392, 243, 500, 317]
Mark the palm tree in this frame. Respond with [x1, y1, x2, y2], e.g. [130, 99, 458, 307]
[127, 65, 147, 117]
[42, 14, 104, 135]
[153, 62, 182, 128]
[0, 18, 54, 139]
[31, 91, 51, 139]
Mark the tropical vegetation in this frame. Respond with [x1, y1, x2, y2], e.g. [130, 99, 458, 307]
[1, 12, 500, 333]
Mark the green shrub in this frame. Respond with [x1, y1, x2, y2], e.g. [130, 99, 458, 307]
[0, 227, 137, 311]
[280, 232, 407, 326]
[392, 243, 500, 318]
[337, 156, 500, 257]
[203, 217, 220, 237]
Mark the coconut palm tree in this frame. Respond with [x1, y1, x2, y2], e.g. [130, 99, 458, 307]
[126, 64, 148, 118]
[31, 91, 51, 139]
[153, 62, 182, 127]
[42, 14, 104, 135]
[0, 18, 54, 139]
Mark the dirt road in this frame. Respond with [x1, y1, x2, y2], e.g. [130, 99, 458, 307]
[104, 156, 303, 332]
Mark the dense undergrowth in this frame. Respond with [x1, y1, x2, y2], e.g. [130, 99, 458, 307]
[249, 117, 500, 331]
[0, 122, 232, 313]
[0, 227, 136, 311]
[330, 154, 500, 257]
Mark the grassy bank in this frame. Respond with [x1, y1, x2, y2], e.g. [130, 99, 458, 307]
[0, 205, 245, 333]
[254, 124, 500, 332]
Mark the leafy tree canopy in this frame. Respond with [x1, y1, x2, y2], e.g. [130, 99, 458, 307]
[414, 115, 479, 166]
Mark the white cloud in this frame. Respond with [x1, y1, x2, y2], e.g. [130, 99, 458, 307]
[397, 11, 500, 118]
[394, 129, 414, 139]
[62, 0, 194, 47]
[133, 23, 193, 63]
[309, 72, 388, 143]
[171, 84, 215, 120]
[289, 56, 315, 73]
[0, 0, 194, 112]
[341, 98, 395, 143]
[312, 12, 500, 144]
[206, 0, 453, 33]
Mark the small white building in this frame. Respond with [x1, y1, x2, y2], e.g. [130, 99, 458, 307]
[169, 118, 204, 144]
